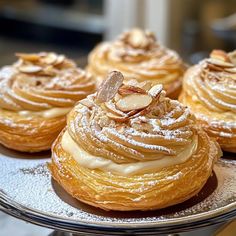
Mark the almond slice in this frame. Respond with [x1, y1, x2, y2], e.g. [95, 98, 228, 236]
[128, 28, 148, 48]
[206, 63, 224, 72]
[116, 94, 152, 112]
[54, 55, 65, 65]
[225, 67, 236, 74]
[15, 53, 40, 62]
[107, 112, 128, 122]
[127, 109, 140, 117]
[79, 99, 94, 109]
[210, 50, 230, 62]
[207, 58, 234, 68]
[42, 53, 58, 64]
[114, 93, 122, 102]
[19, 65, 42, 73]
[228, 51, 236, 65]
[149, 84, 163, 97]
[104, 101, 126, 116]
[96, 71, 124, 103]
[139, 81, 152, 90]
[118, 85, 146, 95]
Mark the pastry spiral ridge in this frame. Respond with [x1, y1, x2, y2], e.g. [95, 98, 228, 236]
[0, 52, 95, 113]
[180, 50, 236, 152]
[87, 29, 186, 97]
[0, 52, 95, 152]
[50, 71, 221, 211]
[49, 72, 221, 211]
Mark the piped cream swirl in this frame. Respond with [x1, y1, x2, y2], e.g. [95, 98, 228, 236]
[183, 52, 236, 114]
[64, 72, 200, 175]
[0, 52, 96, 117]
[87, 29, 186, 96]
[180, 50, 236, 152]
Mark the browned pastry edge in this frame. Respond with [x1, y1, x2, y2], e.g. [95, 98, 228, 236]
[0, 114, 66, 152]
[49, 128, 220, 211]
[179, 92, 236, 153]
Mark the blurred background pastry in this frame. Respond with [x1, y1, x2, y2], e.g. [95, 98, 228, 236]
[50, 71, 221, 211]
[87, 28, 186, 99]
[0, 52, 95, 152]
[179, 50, 236, 153]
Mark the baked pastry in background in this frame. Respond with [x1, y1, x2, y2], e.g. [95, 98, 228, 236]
[179, 50, 236, 153]
[50, 71, 221, 211]
[0, 52, 95, 152]
[87, 28, 186, 99]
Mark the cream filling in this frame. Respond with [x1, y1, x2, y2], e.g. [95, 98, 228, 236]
[19, 107, 71, 118]
[61, 131, 198, 176]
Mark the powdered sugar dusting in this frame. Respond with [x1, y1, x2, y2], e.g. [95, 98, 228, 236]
[0, 145, 235, 227]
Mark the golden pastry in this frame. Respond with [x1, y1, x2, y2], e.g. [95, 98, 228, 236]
[87, 28, 186, 99]
[179, 50, 236, 153]
[0, 52, 95, 152]
[50, 71, 221, 211]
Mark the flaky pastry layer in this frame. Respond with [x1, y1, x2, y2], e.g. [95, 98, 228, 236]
[50, 72, 221, 211]
[0, 52, 96, 152]
[179, 50, 236, 152]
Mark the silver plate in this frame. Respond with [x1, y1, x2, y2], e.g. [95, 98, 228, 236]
[0, 145, 235, 235]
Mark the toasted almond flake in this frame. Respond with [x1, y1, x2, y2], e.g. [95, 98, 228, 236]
[128, 108, 149, 119]
[118, 85, 146, 95]
[127, 109, 140, 117]
[15, 53, 40, 61]
[96, 71, 124, 103]
[206, 63, 224, 72]
[210, 50, 230, 62]
[225, 67, 236, 74]
[79, 99, 94, 109]
[14, 59, 23, 67]
[54, 55, 65, 65]
[139, 81, 152, 90]
[149, 84, 163, 97]
[128, 29, 148, 48]
[116, 94, 152, 112]
[19, 65, 42, 73]
[228, 50, 236, 65]
[42, 53, 58, 64]
[207, 58, 234, 68]
[41, 66, 56, 76]
[104, 101, 126, 116]
[106, 112, 128, 122]
[114, 93, 122, 102]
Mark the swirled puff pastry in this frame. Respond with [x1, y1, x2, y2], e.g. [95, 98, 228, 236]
[87, 28, 186, 98]
[180, 50, 236, 153]
[0, 52, 95, 152]
[50, 71, 221, 211]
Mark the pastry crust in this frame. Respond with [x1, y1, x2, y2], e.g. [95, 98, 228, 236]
[87, 29, 186, 99]
[0, 52, 96, 152]
[50, 71, 221, 211]
[179, 50, 236, 153]
[0, 109, 66, 152]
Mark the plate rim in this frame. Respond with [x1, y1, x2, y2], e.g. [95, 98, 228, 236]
[0, 187, 236, 230]
[0, 151, 236, 232]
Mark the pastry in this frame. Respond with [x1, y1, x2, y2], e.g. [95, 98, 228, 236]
[50, 71, 221, 211]
[0, 52, 95, 152]
[87, 28, 186, 99]
[179, 50, 236, 153]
